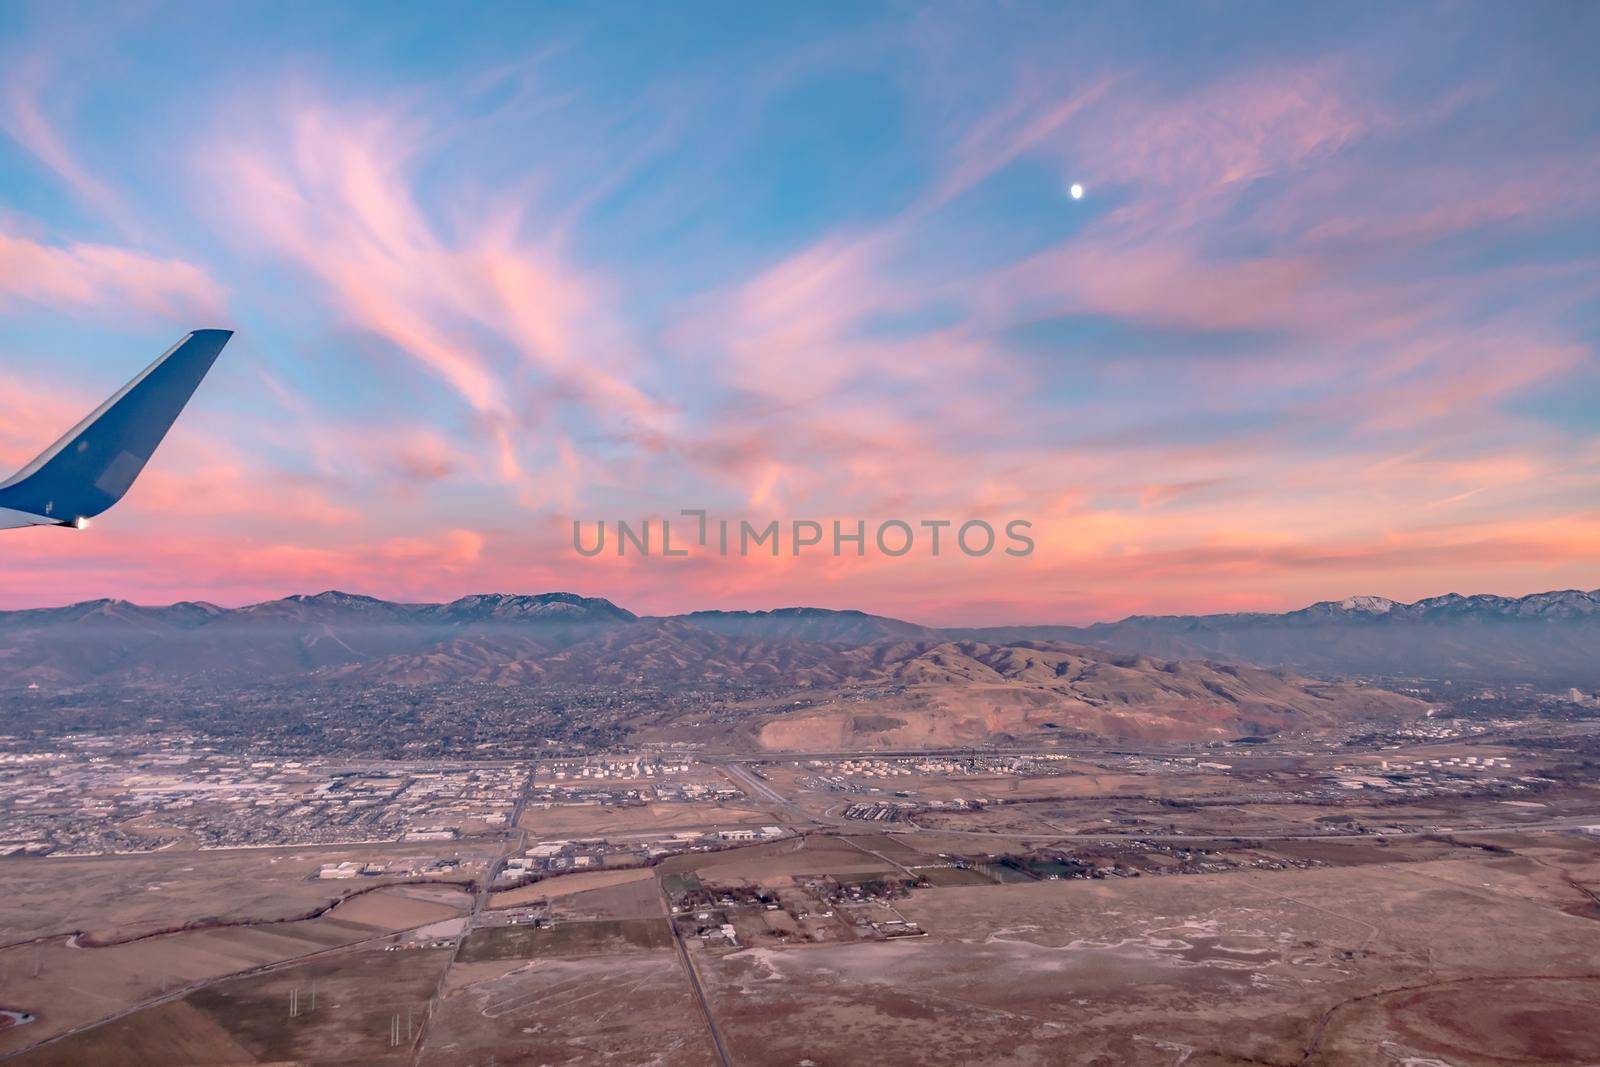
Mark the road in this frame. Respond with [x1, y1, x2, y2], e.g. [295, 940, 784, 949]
[658, 880, 734, 1067]
[716, 760, 822, 828]
[409, 764, 538, 1064]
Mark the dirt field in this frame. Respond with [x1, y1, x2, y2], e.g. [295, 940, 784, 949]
[458, 919, 674, 962]
[7, 1000, 254, 1066]
[420, 951, 718, 1066]
[518, 800, 772, 835]
[323, 885, 471, 930]
[835, 833, 939, 864]
[655, 834, 902, 887]
[546, 878, 666, 921]
[692, 846, 1600, 1065]
[488, 866, 655, 908]
[12, 946, 453, 1066]
[0, 884, 466, 1055]
[0, 845, 479, 945]
[1314, 976, 1600, 1065]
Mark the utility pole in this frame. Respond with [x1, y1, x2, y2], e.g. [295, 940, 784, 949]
[310, 980, 316, 1012]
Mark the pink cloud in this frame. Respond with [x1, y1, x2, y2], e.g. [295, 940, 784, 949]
[374, 528, 485, 568]
[0, 228, 226, 320]
[207, 101, 673, 503]
[0, 369, 83, 470]
[1086, 64, 1371, 200]
[0, 525, 491, 609]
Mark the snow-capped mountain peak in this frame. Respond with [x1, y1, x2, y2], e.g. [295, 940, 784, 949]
[1336, 596, 1396, 614]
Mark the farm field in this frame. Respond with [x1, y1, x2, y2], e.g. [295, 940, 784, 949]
[0, 845, 478, 945]
[0, 883, 471, 1055]
[420, 951, 718, 1066]
[12, 946, 453, 1066]
[458, 919, 675, 962]
[517, 801, 773, 836]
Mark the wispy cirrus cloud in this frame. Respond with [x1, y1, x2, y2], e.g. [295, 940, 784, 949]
[207, 100, 672, 500]
[0, 229, 225, 320]
[0, 54, 129, 224]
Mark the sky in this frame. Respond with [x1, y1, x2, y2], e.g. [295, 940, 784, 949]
[1, 1, 1598, 625]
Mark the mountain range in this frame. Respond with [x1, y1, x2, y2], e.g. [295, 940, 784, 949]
[1, 587, 1593, 747]
[955, 589, 1600, 685]
[3, 588, 1595, 686]
[0, 589, 1457, 747]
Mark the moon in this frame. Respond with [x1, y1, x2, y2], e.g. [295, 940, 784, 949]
[1069, 182, 1084, 200]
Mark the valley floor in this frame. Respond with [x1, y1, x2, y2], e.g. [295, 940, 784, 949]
[4, 731, 1600, 1066]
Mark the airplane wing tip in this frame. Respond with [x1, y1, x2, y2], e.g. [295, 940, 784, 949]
[185, 328, 235, 350]
[0, 329, 236, 529]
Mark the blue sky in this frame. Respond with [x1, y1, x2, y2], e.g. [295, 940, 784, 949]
[1, 2, 1597, 622]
